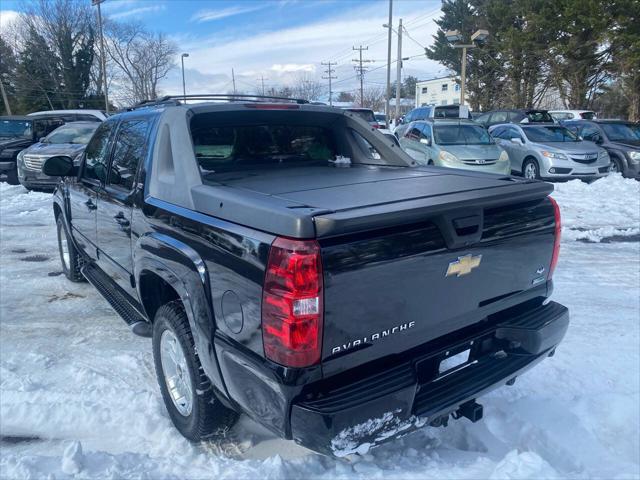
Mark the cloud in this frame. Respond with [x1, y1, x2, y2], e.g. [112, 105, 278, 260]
[109, 5, 166, 20]
[270, 64, 316, 73]
[191, 5, 266, 23]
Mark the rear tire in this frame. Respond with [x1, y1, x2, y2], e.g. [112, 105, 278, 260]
[153, 301, 238, 441]
[522, 158, 540, 180]
[57, 217, 84, 282]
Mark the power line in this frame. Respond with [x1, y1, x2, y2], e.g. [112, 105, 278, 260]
[321, 61, 337, 106]
[352, 45, 374, 106]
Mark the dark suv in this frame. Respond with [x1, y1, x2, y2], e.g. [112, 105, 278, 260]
[43, 94, 568, 457]
[562, 120, 640, 179]
[0, 115, 66, 184]
[475, 109, 555, 129]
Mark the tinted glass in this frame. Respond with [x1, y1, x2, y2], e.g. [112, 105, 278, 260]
[83, 121, 116, 181]
[580, 112, 596, 120]
[433, 106, 463, 119]
[192, 124, 336, 173]
[76, 114, 101, 122]
[347, 109, 376, 123]
[433, 125, 493, 145]
[420, 123, 432, 140]
[108, 120, 149, 190]
[0, 119, 32, 138]
[523, 126, 579, 142]
[600, 123, 640, 142]
[525, 111, 554, 123]
[475, 113, 491, 125]
[579, 124, 600, 141]
[44, 124, 98, 144]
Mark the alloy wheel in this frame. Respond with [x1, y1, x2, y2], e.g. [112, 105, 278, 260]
[160, 329, 194, 416]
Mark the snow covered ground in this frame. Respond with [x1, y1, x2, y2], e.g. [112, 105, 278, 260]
[1, 175, 639, 479]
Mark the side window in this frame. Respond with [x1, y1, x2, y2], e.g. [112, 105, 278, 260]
[108, 120, 149, 191]
[420, 123, 432, 141]
[491, 127, 505, 139]
[76, 114, 100, 122]
[83, 121, 116, 181]
[406, 126, 422, 141]
[508, 127, 523, 141]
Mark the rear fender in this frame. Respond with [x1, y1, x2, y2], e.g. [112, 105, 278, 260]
[134, 232, 229, 398]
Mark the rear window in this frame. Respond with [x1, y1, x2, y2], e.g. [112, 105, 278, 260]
[347, 109, 376, 123]
[525, 111, 554, 123]
[580, 111, 596, 120]
[192, 123, 336, 173]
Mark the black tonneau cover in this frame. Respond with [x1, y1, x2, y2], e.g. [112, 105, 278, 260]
[191, 165, 552, 238]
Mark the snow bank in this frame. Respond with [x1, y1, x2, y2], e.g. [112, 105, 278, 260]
[1, 175, 638, 479]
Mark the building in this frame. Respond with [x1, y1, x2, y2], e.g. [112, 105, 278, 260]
[415, 76, 467, 108]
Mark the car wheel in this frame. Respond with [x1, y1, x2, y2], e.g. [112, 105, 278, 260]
[153, 301, 238, 441]
[522, 159, 540, 180]
[56, 217, 84, 282]
[610, 157, 624, 175]
[5, 168, 19, 185]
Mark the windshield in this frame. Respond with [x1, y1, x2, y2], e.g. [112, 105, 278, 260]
[347, 109, 376, 123]
[523, 126, 579, 142]
[601, 123, 640, 142]
[44, 124, 98, 144]
[0, 119, 32, 138]
[433, 124, 493, 145]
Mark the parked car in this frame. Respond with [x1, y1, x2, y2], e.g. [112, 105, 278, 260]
[475, 109, 555, 129]
[17, 121, 99, 190]
[342, 107, 380, 128]
[549, 110, 596, 121]
[399, 119, 510, 175]
[0, 115, 65, 184]
[394, 104, 472, 138]
[45, 95, 567, 457]
[28, 109, 107, 122]
[490, 123, 610, 180]
[374, 112, 386, 128]
[562, 119, 640, 179]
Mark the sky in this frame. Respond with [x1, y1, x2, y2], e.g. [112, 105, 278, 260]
[0, 0, 449, 102]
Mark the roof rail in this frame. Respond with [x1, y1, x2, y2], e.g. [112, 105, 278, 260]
[128, 94, 310, 110]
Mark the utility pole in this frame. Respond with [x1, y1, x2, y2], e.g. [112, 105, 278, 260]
[257, 75, 268, 95]
[231, 68, 237, 95]
[352, 45, 373, 107]
[92, 0, 109, 114]
[385, 0, 393, 127]
[395, 18, 403, 120]
[321, 61, 337, 106]
[0, 76, 11, 115]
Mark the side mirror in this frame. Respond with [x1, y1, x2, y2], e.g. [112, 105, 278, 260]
[594, 134, 603, 144]
[419, 138, 431, 146]
[39, 137, 46, 143]
[510, 137, 523, 144]
[42, 156, 74, 176]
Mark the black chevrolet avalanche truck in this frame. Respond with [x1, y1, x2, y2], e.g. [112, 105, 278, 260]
[44, 95, 568, 457]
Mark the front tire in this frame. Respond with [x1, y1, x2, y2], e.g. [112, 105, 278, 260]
[153, 301, 238, 441]
[522, 158, 540, 180]
[57, 217, 84, 282]
[609, 156, 624, 175]
[5, 168, 19, 185]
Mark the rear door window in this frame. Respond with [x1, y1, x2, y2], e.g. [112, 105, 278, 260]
[107, 120, 149, 191]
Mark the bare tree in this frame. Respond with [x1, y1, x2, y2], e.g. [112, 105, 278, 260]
[105, 20, 177, 104]
[291, 73, 323, 101]
[357, 86, 385, 111]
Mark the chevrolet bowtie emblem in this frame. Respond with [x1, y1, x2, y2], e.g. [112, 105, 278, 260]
[446, 254, 482, 277]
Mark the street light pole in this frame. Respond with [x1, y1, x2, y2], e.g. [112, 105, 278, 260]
[384, 0, 393, 127]
[395, 18, 402, 121]
[92, 0, 109, 114]
[181, 53, 189, 102]
[445, 29, 489, 107]
[460, 46, 467, 105]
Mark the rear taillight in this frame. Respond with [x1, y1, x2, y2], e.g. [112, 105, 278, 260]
[548, 196, 561, 279]
[262, 237, 323, 367]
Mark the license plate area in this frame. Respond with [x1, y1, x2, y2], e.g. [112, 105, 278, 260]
[439, 349, 470, 374]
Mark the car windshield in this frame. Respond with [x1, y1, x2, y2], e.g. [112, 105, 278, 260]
[433, 124, 493, 145]
[44, 124, 98, 144]
[523, 126, 579, 142]
[601, 123, 640, 142]
[347, 109, 376, 123]
[0, 119, 33, 138]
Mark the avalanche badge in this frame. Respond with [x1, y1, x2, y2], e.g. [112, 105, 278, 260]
[446, 254, 482, 277]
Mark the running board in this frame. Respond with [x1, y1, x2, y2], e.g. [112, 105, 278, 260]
[81, 263, 152, 338]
